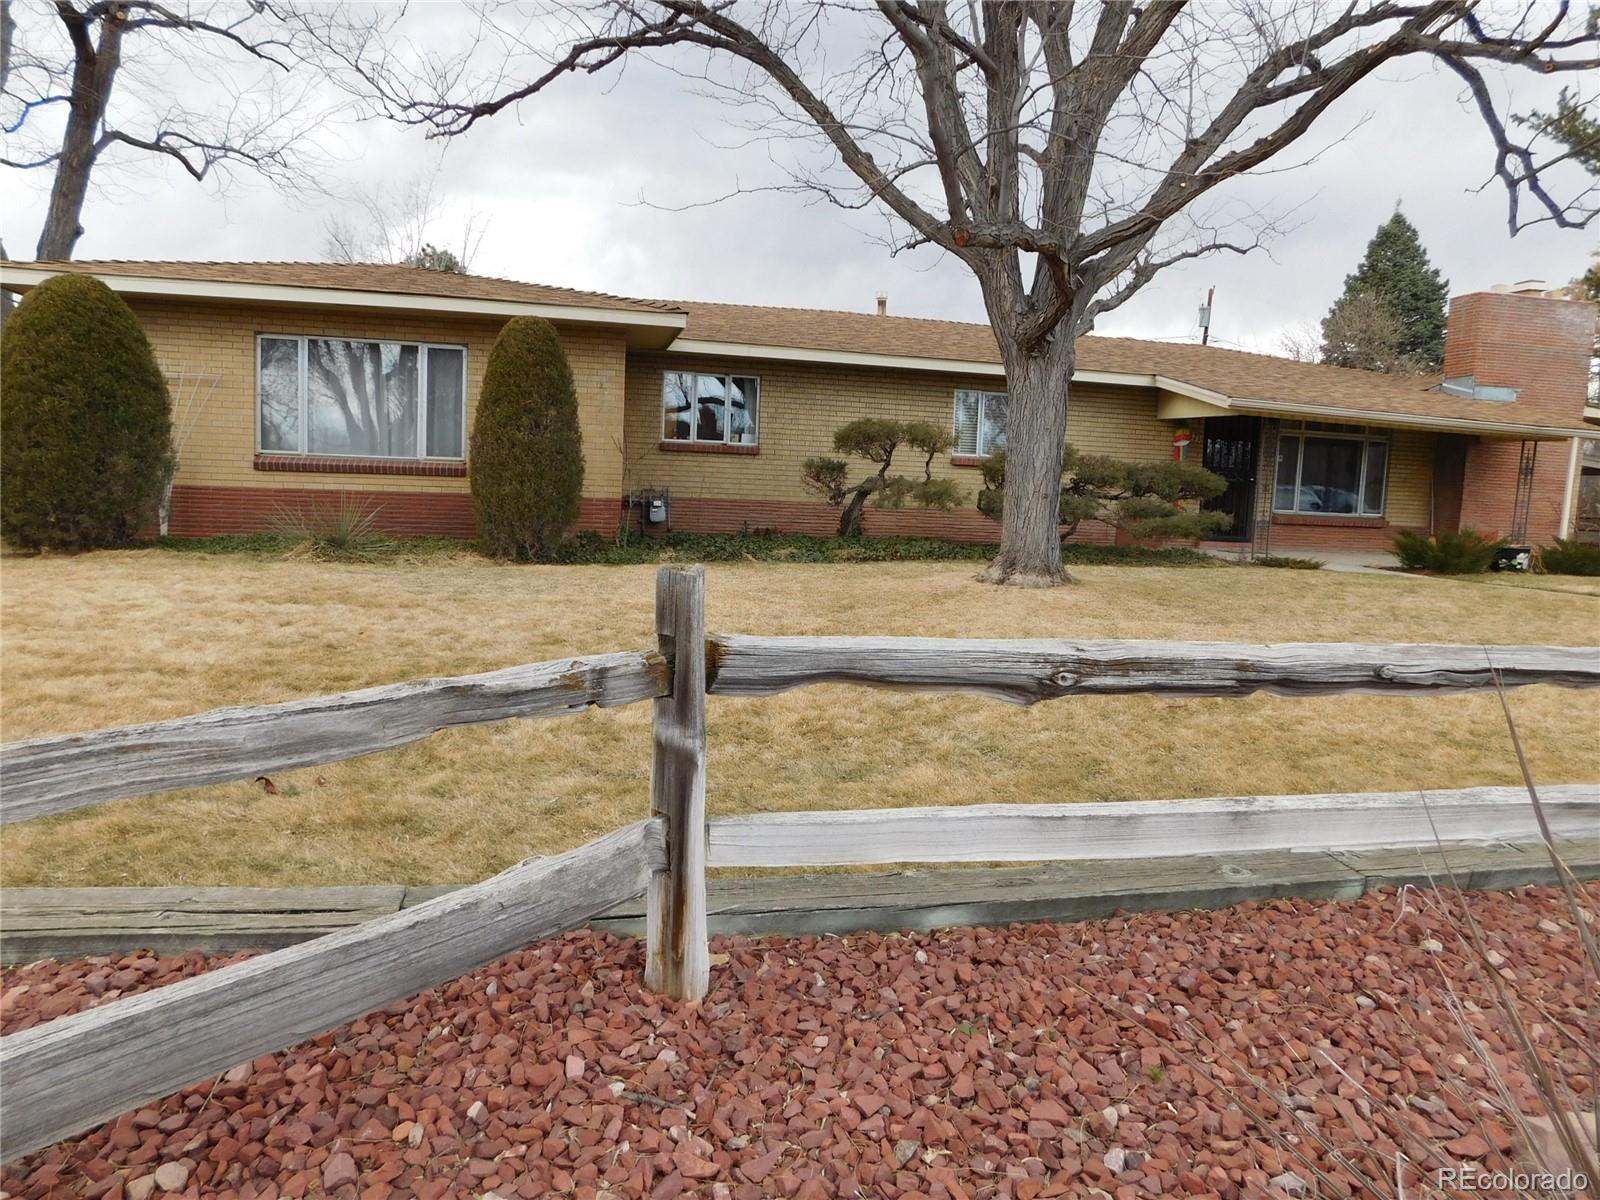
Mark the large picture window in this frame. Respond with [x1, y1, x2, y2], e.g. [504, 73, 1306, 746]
[1273, 422, 1389, 516]
[662, 372, 759, 445]
[953, 389, 1008, 456]
[257, 335, 467, 460]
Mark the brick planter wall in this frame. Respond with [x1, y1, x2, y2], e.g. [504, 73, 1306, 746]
[168, 486, 620, 540]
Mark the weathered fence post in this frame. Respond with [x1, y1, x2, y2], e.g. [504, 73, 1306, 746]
[645, 565, 710, 1001]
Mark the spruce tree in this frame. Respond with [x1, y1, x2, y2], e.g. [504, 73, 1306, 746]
[1320, 211, 1449, 371]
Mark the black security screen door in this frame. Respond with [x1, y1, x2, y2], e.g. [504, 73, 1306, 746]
[1201, 416, 1260, 542]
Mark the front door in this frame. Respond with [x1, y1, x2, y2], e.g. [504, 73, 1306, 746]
[1201, 416, 1259, 542]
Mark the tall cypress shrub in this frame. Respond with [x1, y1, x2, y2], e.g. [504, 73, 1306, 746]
[1, 274, 172, 550]
[470, 316, 585, 560]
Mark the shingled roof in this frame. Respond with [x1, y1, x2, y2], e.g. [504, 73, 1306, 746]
[676, 300, 1588, 436]
[7, 260, 685, 316]
[2, 261, 1586, 436]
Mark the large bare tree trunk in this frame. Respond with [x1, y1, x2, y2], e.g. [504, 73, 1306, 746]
[978, 334, 1075, 587]
[35, 11, 123, 261]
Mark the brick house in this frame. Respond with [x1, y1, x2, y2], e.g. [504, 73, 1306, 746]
[2, 261, 1592, 555]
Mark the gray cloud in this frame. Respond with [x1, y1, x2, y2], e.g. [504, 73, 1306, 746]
[3, 8, 1592, 355]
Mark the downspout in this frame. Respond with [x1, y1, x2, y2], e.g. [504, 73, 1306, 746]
[1558, 436, 1581, 540]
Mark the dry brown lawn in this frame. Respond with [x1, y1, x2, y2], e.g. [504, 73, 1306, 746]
[2, 549, 1595, 888]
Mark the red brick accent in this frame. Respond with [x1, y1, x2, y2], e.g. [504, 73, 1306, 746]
[168, 485, 620, 539]
[1270, 513, 1387, 529]
[1457, 438, 1570, 545]
[656, 440, 761, 456]
[253, 454, 467, 478]
[633, 495, 1119, 545]
[950, 455, 990, 469]
[1442, 293, 1589, 546]
[1257, 519, 1423, 552]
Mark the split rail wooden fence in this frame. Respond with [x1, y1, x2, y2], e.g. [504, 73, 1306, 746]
[1, 565, 1597, 1161]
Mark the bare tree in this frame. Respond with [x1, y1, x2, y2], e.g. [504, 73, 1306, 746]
[300, 1, 1598, 585]
[1281, 291, 1430, 374]
[1276, 323, 1323, 364]
[2, 0, 329, 260]
[323, 154, 488, 272]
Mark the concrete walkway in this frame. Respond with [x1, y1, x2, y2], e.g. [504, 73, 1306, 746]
[1204, 546, 1403, 573]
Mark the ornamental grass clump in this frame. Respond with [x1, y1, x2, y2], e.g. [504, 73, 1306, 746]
[470, 316, 585, 561]
[1, 274, 172, 550]
[268, 494, 392, 562]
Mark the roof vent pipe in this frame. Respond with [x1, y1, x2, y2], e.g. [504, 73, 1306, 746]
[876, 291, 887, 317]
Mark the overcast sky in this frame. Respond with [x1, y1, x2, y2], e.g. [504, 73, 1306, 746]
[2, 5, 1594, 355]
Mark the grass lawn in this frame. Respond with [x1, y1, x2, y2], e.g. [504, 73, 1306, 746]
[2, 548, 1596, 888]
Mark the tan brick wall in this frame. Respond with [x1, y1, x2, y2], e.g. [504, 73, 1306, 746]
[1382, 427, 1434, 528]
[129, 297, 628, 501]
[121, 293, 1536, 551]
[620, 352, 1174, 505]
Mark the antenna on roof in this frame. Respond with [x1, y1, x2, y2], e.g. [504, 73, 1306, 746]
[1198, 286, 1214, 346]
[875, 291, 888, 317]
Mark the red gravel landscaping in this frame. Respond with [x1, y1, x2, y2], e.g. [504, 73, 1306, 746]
[2, 884, 1595, 1200]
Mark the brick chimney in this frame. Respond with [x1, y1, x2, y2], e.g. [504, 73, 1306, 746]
[1442, 289, 1594, 424]
[1438, 289, 1596, 544]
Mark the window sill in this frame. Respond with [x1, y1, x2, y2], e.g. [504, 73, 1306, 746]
[1271, 512, 1387, 528]
[658, 441, 760, 456]
[950, 454, 991, 468]
[254, 454, 467, 478]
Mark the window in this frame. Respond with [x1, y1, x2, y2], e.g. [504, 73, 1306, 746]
[1273, 422, 1389, 516]
[256, 335, 467, 460]
[954, 389, 1008, 456]
[662, 372, 759, 445]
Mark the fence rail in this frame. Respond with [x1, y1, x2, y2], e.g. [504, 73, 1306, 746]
[0, 650, 668, 824]
[706, 635, 1600, 701]
[0, 819, 664, 1161]
[703, 785, 1600, 867]
[1, 565, 1597, 1163]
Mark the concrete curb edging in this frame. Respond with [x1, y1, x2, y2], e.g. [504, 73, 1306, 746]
[2, 839, 1595, 965]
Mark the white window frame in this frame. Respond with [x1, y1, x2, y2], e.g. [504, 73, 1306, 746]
[660, 371, 760, 446]
[255, 333, 468, 461]
[953, 388, 1008, 457]
[1273, 422, 1390, 517]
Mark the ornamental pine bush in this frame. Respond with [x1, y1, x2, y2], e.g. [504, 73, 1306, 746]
[1392, 528, 1504, 574]
[1, 274, 172, 550]
[800, 417, 962, 537]
[470, 317, 585, 560]
[977, 445, 1230, 541]
[1537, 538, 1600, 576]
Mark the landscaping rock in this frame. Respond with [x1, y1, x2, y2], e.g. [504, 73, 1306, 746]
[2, 884, 1593, 1200]
[149, 1163, 186, 1193]
[320, 1153, 358, 1191]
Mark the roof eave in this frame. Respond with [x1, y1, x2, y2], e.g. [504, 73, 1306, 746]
[1223, 395, 1584, 439]
[666, 338, 1189, 396]
[666, 337, 1006, 377]
[0, 266, 688, 348]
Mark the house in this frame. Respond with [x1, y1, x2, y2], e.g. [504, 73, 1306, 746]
[1, 260, 1593, 556]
